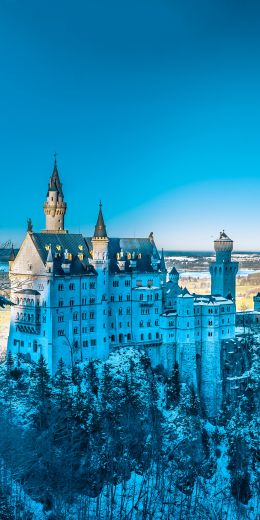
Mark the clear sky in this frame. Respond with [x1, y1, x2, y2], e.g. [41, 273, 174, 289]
[0, 0, 260, 250]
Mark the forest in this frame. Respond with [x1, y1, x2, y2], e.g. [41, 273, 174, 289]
[0, 342, 258, 519]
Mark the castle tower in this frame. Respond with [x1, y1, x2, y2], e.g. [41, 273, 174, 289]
[43, 156, 67, 233]
[91, 202, 109, 260]
[90, 202, 109, 360]
[210, 230, 238, 301]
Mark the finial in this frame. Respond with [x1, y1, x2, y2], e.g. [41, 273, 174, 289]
[99, 200, 102, 209]
[54, 151, 57, 165]
[27, 218, 33, 233]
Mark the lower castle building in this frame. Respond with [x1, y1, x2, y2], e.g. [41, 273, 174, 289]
[7, 159, 238, 416]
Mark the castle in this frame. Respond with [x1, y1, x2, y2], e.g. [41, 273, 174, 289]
[7, 160, 239, 416]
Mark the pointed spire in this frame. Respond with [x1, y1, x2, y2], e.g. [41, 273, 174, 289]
[48, 153, 63, 197]
[9, 244, 15, 262]
[27, 218, 33, 233]
[46, 245, 53, 263]
[93, 201, 107, 238]
[160, 248, 166, 272]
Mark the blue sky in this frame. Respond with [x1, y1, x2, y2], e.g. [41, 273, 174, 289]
[1, 0, 260, 250]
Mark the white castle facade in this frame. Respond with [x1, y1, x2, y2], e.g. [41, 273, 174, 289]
[7, 160, 238, 415]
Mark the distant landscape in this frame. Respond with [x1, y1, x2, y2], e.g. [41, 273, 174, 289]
[1, 249, 260, 311]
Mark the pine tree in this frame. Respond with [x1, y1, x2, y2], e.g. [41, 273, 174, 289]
[32, 355, 52, 430]
[6, 351, 14, 377]
[166, 362, 180, 409]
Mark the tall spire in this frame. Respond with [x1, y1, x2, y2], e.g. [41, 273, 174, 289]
[48, 154, 64, 197]
[160, 248, 166, 272]
[9, 244, 15, 262]
[93, 201, 107, 238]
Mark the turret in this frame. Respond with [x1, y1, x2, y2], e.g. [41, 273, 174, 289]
[43, 156, 67, 233]
[91, 202, 109, 261]
[210, 230, 238, 301]
[8, 244, 15, 271]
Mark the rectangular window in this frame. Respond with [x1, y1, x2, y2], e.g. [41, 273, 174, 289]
[90, 339, 96, 346]
[83, 340, 88, 347]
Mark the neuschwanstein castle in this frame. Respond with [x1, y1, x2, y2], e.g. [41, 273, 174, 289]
[7, 159, 239, 415]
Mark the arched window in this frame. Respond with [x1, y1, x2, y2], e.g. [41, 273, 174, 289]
[111, 335, 115, 342]
[119, 333, 123, 344]
[148, 333, 152, 340]
[127, 333, 131, 341]
[140, 333, 144, 341]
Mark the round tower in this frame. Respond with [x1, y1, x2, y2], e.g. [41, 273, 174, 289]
[43, 156, 67, 233]
[210, 230, 238, 301]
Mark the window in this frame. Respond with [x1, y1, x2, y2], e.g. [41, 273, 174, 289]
[90, 339, 96, 346]
[90, 298, 95, 305]
[119, 308, 123, 316]
[126, 307, 131, 315]
[155, 320, 159, 326]
[58, 315, 64, 322]
[208, 320, 212, 326]
[119, 295, 123, 302]
[119, 322, 122, 328]
[140, 321, 144, 328]
[187, 310, 189, 315]
[140, 294, 144, 301]
[140, 333, 144, 341]
[82, 312, 87, 320]
[90, 282, 95, 289]
[111, 322, 114, 328]
[187, 322, 189, 327]
[33, 341, 37, 352]
[126, 294, 131, 301]
[169, 321, 174, 327]
[208, 332, 213, 337]
[82, 298, 87, 305]
[73, 312, 78, 321]
[147, 321, 151, 327]
[156, 332, 159, 339]
[127, 333, 131, 341]
[69, 283, 75, 290]
[125, 280, 130, 287]
[69, 299, 74, 307]
[155, 293, 159, 301]
[111, 335, 115, 342]
[58, 300, 64, 307]
[90, 311, 95, 319]
[58, 330, 64, 336]
[110, 296, 115, 302]
[82, 327, 87, 333]
[155, 308, 159, 314]
[73, 327, 78, 334]
[113, 280, 119, 287]
[58, 284, 64, 291]
[90, 326, 95, 333]
[108, 309, 112, 316]
[119, 333, 123, 343]
[82, 282, 87, 289]
[83, 340, 88, 347]
[148, 333, 152, 340]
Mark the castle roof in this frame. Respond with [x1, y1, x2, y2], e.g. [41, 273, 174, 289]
[86, 236, 161, 273]
[30, 232, 96, 276]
